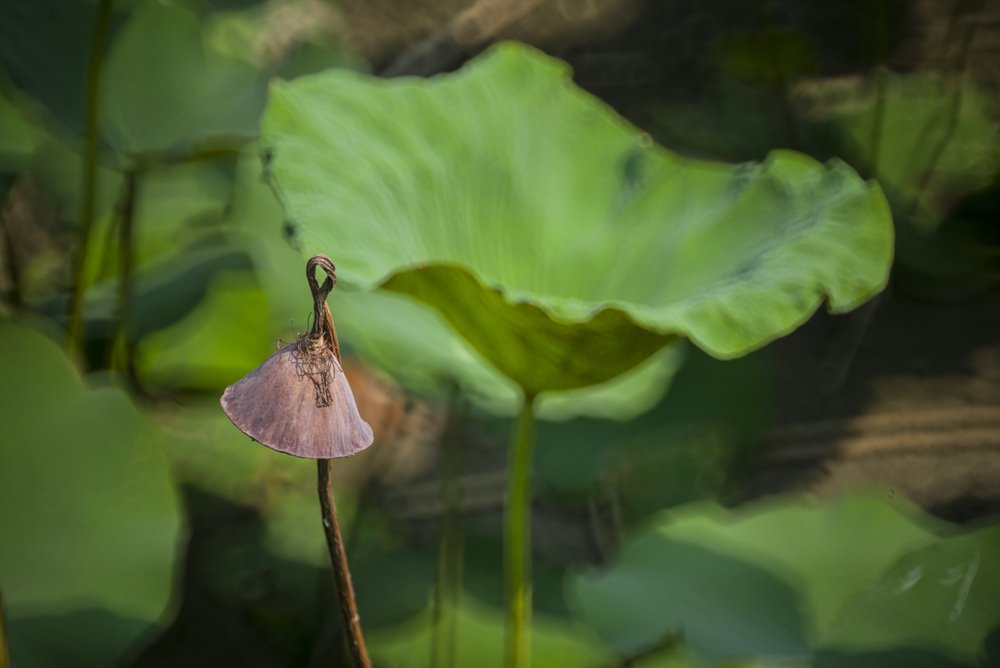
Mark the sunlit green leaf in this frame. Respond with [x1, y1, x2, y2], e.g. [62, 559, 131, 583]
[261, 42, 893, 398]
[229, 149, 683, 419]
[0, 320, 183, 665]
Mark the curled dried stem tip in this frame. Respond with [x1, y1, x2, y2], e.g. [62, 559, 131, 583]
[307, 254, 336, 334]
[305, 254, 342, 361]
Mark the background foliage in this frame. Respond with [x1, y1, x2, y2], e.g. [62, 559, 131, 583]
[0, 1, 998, 667]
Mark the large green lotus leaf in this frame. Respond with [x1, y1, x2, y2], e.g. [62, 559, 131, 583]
[570, 493, 939, 663]
[822, 524, 1000, 666]
[261, 42, 893, 395]
[227, 149, 684, 420]
[101, 1, 264, 154]
[0, 321, 183, 664]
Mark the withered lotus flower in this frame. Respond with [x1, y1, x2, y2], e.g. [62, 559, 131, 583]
[221, 254, 374, 459]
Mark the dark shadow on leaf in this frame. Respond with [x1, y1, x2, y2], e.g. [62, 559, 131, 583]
[815, 646, 977, 668]
[8, 608, 152, 668]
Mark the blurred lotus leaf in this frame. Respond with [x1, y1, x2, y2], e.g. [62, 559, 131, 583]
[823, 523, 1000, 666]
[0, 321, 183, 666]
[570, 493, 943, 664]
[0, 91, 44, 169]
[811, 73, 999, 232]
[369, 596, 610, 668]
[101, 1, 265, 154]
[800, 73, 1000, 299]
[0, 0, 97, 132]
[136, 271, 271, 391]
[261, 42, 893, 401]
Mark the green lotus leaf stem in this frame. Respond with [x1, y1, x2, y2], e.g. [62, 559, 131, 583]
[505, 394, 536, 667]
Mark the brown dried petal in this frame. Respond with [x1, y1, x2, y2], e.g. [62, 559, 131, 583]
[221, 341, 374, 459]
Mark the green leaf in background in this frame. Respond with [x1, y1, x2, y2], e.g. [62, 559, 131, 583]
[801, 73, 999, 299]
[151, 398, 325, 564]
[101, 1, 265, 154]
[0, 91, 44, 170]
[822, 524, 1000, 666]
[261, 41, 893, 398]
[70, 161, 233, 322]
[574, 533, 811, 663]
[129, 162, 234, 266]
[0, 0, 98, 133]
[814, 73, 999, 232]
[136, 271, 271, 391]
[204, 1, 363, 78]
[369, 597, 610, 668]
[0, 320, 183, 666]
[570, 493, 942, 664]
[79, 244, 253, 343]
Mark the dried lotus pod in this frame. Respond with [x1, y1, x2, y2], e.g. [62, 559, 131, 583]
[221, 255, 374, 459]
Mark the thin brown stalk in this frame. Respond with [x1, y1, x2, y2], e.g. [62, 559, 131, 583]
[317, 458, 372, 668]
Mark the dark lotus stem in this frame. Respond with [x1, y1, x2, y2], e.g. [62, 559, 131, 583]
[318, 459, 371, 668]
[308, 255, 370, 668]
[67, 0, 113, 357]
[112, 169, 140, 387]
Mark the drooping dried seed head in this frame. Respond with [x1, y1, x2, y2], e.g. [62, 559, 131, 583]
[220, 254, 374, 459]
